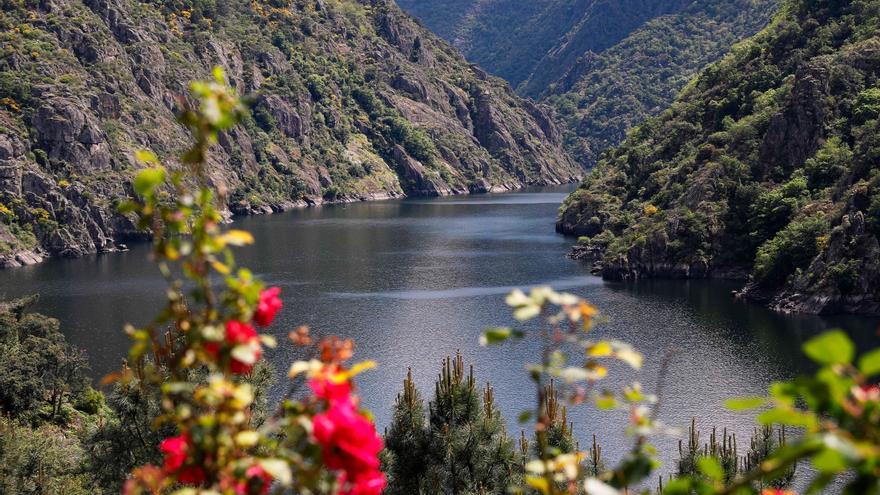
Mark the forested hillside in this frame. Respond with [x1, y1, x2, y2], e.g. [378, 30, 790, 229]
[396, 0, 695, 93]
[0, 0, 579, 267]
[397, 0, 777, 167]
[544, 0, 777, 167]
[558, 0, 880, 315]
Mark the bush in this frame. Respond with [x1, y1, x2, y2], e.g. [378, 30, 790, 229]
[73, 386, 104, 415]
[805, 137, 852, 190]
[854, 86, 880, 124]
[753, 215, 827, 286]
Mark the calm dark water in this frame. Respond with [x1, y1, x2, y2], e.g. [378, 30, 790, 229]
[0, 185, 877, 483]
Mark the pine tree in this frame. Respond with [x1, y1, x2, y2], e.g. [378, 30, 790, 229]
[586, 434, 605, 478]
[744, 425, 795, 490]
[383, 354, 518, 494]
[706, 427, 738, 482]
[677, 419, 738, 482]
[533, 381, 581, 494]
[383, 368, 427, 495]
[538, 380, 576, 457]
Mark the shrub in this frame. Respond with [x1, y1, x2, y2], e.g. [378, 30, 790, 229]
[753, 215, 827, 286]
[805, 137, 852, 190]
[854, 86, 880, 124]
[73, 386, 104, 415]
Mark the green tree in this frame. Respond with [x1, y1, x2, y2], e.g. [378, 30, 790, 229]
[0, 297, 89, 422]
[383, 369, 427, 494]
[384, 355, 519, 494]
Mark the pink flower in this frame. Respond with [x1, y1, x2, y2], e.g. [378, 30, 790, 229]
[177, 466, 207, 486]
[310, 377, 385, 494]
[234, 464, 273, 495]
[226, 320, 258, 345]
[854, 384, 880, 402]
[160, 434, 189, 473]
[159, 434, 206, 486]
[221, 320, 262, 375]
[309, 376, 353, 403]
[254, 287, 282, 327]
[341, 470, 387, 495]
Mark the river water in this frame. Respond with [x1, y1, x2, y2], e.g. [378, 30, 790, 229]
[0, 185, 877, 483]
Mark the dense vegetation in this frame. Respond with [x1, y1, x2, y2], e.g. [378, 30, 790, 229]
[544, 0, 777, 167]
[397, 0, 777, 167]
[396, 0, 698, 93]
[0, 0, 578, 266]
[382, 357, 526, 494]
[558, 0, 880, 315]
[0, 296, 154, 494]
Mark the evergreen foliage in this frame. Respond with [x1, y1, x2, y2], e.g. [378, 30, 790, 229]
[0, 296, 89, 422]
[676, 419, 794, 491]
[383, 354, 521, 494]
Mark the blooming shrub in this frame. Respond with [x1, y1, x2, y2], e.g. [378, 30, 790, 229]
[118, 69, 385, 495]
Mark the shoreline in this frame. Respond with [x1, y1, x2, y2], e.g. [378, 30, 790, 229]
[0, 177, 582, 270]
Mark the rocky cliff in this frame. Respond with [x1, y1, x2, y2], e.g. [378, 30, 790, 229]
[558, 0, 880, 315]
[0, 0, 579, 267]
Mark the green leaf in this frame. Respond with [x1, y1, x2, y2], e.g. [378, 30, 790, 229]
[220, 229, 255, 246]
[525, 476, 550, 494]
[803, 330, 854, 365]
[134, 149, 159, 164]
[697, 456, 723, 481]
[858, 348, 880, 377]
[116, 200, 140, 214]
[595, 393, 617, 410]
[757, 407, 816, 428]
[212, 65, 227, 84]
[480, 327, 513, 346]
[812, 448, 847, 474]
[517, 410, 533, 424]
[659, 478, 694, 495]
[513, 304, 541, 321]
[725, 396, 766, 411]
[133, 166, 166, 196]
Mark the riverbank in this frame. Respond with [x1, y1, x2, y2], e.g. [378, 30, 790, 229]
[564, 241, 880, 317]
[0, 177, 580, 270]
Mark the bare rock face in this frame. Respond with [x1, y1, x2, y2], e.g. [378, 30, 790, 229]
[33, 99, 112, 171]
[255, 95, 306, 139]
[0, 0, 579, 267]
[0, 132, 26, 197]
[759, 63, 830, 173]
[391, 145, 454, 196]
